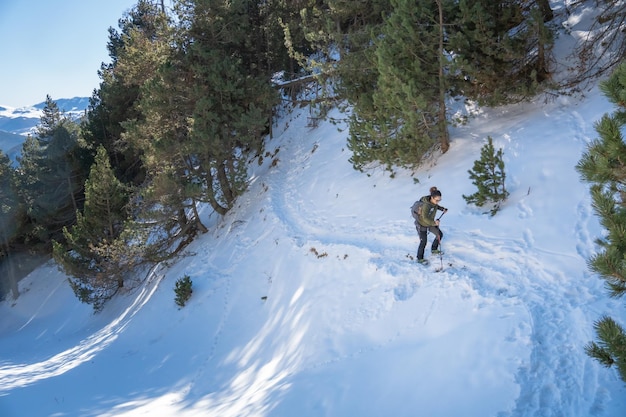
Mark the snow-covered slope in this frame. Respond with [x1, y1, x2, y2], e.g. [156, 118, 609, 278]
[2, 2, 626, 415]
[0, 86, 625, 416]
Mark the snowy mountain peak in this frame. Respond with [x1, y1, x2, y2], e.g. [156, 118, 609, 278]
[0, 97, 89, 138]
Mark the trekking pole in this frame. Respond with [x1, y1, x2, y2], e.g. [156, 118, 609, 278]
[437, 234, 443, 271]
[435, 209, 446, 271]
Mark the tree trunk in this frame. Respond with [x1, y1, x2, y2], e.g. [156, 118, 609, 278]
[191, 199, 208, 233]
[436, 0, 450, 153]
[216, 161, 235, 207]
[2, 250, 19, 300]
[176, 207, 189, 235]
[204, 168, 228, 216]
[536, 0, 553, 22]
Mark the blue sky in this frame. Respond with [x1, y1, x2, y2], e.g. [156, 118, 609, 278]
[0, 1, 138, 108]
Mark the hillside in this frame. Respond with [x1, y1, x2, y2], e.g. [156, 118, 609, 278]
[1, 83, 625, 416]
[0, 130, 24, 162]
[2, 1, 626, 415]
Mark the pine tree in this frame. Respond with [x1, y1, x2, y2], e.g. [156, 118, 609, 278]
[585, 316, 626, 381]
[81, 0, 166, 186]
[448, 0, 553, 106]
[295, 0, 555, 172]
[36, 95, 63, 140]
[53, 146, 133, 311]
[347, 0, 450, 170]
[270, 0, 314, 77]
[174, 275, 193, 307]
[463, 136, 509, 216]
[0, 152, 21, 222]
[0, 150, 22, 299]
[15, 101, 87, 247]
[576, 61, 626, 383]
[0, 152, 17, 234]
[100, 0, 204, 251]
[130, 0, 278, 219]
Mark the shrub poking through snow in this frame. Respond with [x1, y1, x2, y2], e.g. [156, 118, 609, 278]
[174, 275, 193, 307]
[463, 136, 509, 216]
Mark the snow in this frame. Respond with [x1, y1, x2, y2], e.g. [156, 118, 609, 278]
[1, 5, 626, 417]
[0, 97, 89, 138]
[1, 85, 624, 416]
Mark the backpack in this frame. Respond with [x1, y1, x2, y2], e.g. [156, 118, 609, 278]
[411, 199, 424, 221]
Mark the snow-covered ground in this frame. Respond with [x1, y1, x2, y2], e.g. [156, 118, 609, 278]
[1, 2, 625, 415]
[1, 82, 625, 416]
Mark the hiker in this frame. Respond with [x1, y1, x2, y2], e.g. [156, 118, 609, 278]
[413, 186, 448, 264]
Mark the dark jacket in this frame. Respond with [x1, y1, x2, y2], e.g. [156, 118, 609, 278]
[417, 195, 446, 227]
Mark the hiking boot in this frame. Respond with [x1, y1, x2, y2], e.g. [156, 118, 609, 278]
[417, 258, 429, 265]
[431, 249, 444, 255]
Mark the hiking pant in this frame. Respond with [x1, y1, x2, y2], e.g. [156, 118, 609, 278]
[417, 225, 443, 260]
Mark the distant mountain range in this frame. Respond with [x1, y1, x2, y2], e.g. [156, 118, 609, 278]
[0, 97, 89, 136]
[0, 130, 25, 162]
[0, 97, 89, 160]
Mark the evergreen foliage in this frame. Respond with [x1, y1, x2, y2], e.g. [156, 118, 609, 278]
[297, 0, 389, 103]
[80, 0, 164, 187]
[2, 0, 563, 308]
[348, 0, 426, 169]
[36, 96, 64, 139]
[272, 0, 316, 76]
[462, 136, 509, 216]
[15, 96, 89, 248]
[0, 151, 22, 299]
[174, 274, 193, 307]
[113, 1, 203, 245]
[585, 316, 626, 380]
[448, 1, 553, 106]
[53, 145, 135, 311]
[128, 0, 278, 221]
[576, 61, 626, 383]
[346, 0, 450, 171]
[289, 0, 393, 169]
[0, 151, 20, 252]
[298, 0, 554, 171]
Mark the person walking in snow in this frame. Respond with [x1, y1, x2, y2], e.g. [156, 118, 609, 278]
[413, 186, 448, 265]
